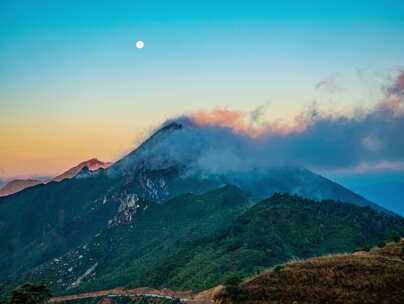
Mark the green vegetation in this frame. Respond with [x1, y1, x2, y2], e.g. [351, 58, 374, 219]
[273, 265, 283, 274]
[391, 231, 401, 242]
[26, 188, 404, 294]
[0, 173, 121, 289]
[377, 241, 386, 248]
[61, 296, 178, 304]
[26, 185, 249, 293]
[9, 282, 51, 304]
[224, 274, 243, 287]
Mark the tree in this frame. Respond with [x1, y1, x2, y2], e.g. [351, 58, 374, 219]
[10, 282, 51, 304]
[223, 273, 243, 301]
[224, 273, 242, 287]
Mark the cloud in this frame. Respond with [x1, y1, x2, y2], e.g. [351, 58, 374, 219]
[315, 74, 341, 94]
[118, 71, 404, 176]
[184, 71, 404, 174]
[249, 102, 270, 125]
[386, 70, 404, 97]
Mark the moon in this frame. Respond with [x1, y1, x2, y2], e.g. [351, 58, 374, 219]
[136, 40, 144, 49]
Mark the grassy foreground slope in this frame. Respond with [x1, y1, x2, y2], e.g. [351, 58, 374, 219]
[28, 188, 404, 294]
[214, 238, 404, 304]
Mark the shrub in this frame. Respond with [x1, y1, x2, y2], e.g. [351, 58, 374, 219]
[273, 265, 283, 274]
[224, 273, 243, 287]
[10, 282, 51, 304]
[377, 241, 386, 248]
[391, 232, 401, 243]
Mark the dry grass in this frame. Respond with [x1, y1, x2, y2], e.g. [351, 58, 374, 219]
[214, 239, 404, 304]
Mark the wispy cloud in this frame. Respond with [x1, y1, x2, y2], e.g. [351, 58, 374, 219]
[182, 71, 404, 174]
[118, 71, 404, 176]
[315, 74, 341, 94]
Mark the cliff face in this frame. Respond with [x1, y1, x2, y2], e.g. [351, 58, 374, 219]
[214, 239, 404, 304]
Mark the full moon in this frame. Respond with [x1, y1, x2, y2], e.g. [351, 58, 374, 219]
[136, 40, 144, 49]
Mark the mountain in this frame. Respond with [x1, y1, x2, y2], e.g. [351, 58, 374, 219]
[20, 189, 404, 294]
[0, 179, 43, 197]
[0, 173, 123, 289]
[0, 159, 111, 197]
[53, 158, 111, 182]
[0, 120, 397, 294]
[214, 238, 404, 304]
[107, 120, 381, 211]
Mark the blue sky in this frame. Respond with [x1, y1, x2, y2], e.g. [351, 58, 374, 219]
[1, 0, 404, 177]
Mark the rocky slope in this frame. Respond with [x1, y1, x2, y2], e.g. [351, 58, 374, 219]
[0, 120, 396, 294]
[22, 189, 404, 294]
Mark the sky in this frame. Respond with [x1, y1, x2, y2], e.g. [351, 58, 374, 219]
[1, 1, 404, 178]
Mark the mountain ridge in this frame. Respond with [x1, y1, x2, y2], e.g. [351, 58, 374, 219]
[0, 158, 111, 197]
[0, 121, 400, 296]
[20, 188, 404, 295]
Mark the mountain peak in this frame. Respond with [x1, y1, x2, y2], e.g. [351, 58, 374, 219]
[109, 118, 199, 174]
[157, 120, 184, 133]
[53, 158, 111, 182]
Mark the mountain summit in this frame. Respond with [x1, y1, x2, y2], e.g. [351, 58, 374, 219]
[106, 119, 382, 210]
[0, 119, 400, 295]
[53, 158, 111, 182]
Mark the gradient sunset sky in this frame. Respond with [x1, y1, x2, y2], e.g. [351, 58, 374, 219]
[1, 1, 404, 177]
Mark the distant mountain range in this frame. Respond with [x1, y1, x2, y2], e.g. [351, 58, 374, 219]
[0, 119, 402, 296]
[0, 179, 44, 197]
[0, 158, 111, 197]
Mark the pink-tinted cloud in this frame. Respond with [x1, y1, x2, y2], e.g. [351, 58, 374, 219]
[175, 71, 404, 174]
[387, 70, 404, 97]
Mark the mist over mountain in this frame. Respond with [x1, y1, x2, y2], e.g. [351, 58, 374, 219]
[98, 118, 378, 210]
[1, 2, 403, 303]
[0, 72, 403, 298]
[128, 70, 404, 176]
[0, 97, 403, 301]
